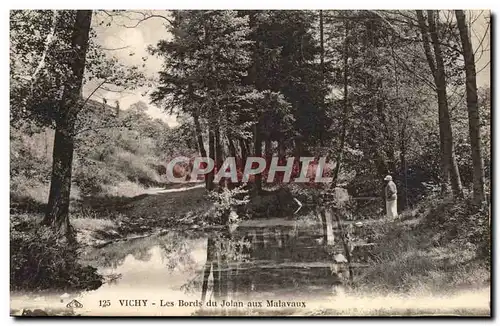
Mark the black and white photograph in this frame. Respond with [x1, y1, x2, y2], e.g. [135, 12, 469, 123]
[8, 8, 491, 317]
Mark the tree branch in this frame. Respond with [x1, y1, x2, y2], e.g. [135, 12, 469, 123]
[75, 122, 129, 136]
[78, 79, 107, 113]
[416, 10, 437, 78]
[390, 47, 436, 91]
[31, 10, 58, 90]
[100, 10, 173, 29]
[99, 86, 136, 95]
[101, 45, 131, 51]
[122, 14, 173, 28]
[473, 20, 490, 59]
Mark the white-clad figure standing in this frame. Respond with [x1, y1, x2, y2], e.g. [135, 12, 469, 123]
[384, 175, 398, 219]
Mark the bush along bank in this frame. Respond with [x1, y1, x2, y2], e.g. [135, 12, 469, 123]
[10, 217, 103, 293]
[354, 195, 490, 295]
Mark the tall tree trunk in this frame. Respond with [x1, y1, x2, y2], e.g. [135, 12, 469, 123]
[193, 113, 207, 158]
[253, 123, 262, 192]
[400, 121, 409, 209]
[45, 119, 75, 235]
[375, 81, 397, 175]
[319, 10, 324, 77]
[265, 139, 272, 163]
[392, 43, 408, 209]
[319, 10, 325, 146]
[416, 11, 449, 194]
[227, 136, 237, 159]
[427, 10, 463, 198]
[240, 138, 248, 165]
[331, 19, 350, 190]
[294, 137, 303, 174]
[43, 10, 92, 239]
[278, 138, 285, 162]
[215, 126, 223, 170]
[246, 139, 253, 156]
[455, 10, 486, 204]
[227, 136, 238, 189]
[215, 126, 226, 189]
[207, 125, 216, 191]
[193, 113, 210, 189]
[417, 10, 463, 198]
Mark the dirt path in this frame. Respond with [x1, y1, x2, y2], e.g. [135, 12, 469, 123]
[144, 183, 205, 195]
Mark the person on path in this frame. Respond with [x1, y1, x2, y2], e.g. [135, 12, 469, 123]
[384, 175, 398, 219]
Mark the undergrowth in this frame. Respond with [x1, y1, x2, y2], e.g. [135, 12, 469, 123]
[10, 216, 103, 292]
[355, 195, 490, 295]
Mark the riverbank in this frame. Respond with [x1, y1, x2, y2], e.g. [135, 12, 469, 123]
[74, 183, 211, 248]
[351, 196, 490, 308]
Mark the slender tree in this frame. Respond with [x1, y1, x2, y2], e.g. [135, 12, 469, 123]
[331, 18, 350, 190]
[417, 10, 463, 198]
[455, 10, 486, 204]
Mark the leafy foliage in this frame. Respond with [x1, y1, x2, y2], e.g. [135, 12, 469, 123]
[208, 186, 249, 224]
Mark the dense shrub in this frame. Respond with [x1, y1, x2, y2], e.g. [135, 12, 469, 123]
[10, 218, 103, 292]
[73, 159, 124, 196]
[108, 151, 162, 186]
[10, 127, 52, 183]
[424, 197, 490, 259]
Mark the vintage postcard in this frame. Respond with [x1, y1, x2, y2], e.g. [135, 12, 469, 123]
[10, 9, 491, 317]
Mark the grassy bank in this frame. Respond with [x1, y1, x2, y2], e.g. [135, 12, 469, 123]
[10, 181, 212, 247]
[353, 196, 490, 298]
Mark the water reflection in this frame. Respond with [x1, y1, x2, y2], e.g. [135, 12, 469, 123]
[74, 216, 356, 315]
[196, 218, 352, 305]
[82, 231, 200, 271]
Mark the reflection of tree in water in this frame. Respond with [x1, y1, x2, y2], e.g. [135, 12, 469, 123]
[84, 247, 127, 270]
[193, 225, 348, 304]
[199, 231, 251, 303]
[86, 232, 197, 270]
[157, 232, 198, 271]
[130, 246, 153, 262]
[180, 274, 203, 294]
[85, 238, 159, 270]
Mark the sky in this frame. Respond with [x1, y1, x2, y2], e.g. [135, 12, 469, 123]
[81, 10, 491, 128]
[468, 10, 491, 87]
